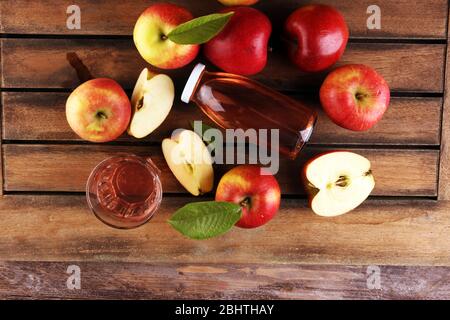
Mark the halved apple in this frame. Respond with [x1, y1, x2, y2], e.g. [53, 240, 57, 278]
[128, 68, 175, 138]
[162, 129, 214, 196]
[302, 151, 375, 217]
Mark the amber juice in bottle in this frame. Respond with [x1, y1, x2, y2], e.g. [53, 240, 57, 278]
[181, 64, 317, 159]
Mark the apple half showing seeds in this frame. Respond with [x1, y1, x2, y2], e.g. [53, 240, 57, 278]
[302, 151, 375, 217]
[162, 129, 214, 196]
[128, 68, 175, 139]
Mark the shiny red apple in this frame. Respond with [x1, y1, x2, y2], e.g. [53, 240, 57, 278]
[319, 64, 390, 131]
[284, 4, 349, 72]
[204, 7, 272, 75]
[215, 165, 281, 229]
[66, 78, 131, 142]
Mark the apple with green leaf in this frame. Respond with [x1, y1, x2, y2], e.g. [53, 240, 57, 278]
[133, 3, 199, 69]
[216, 165, 281, 228]
[66, 78, 131, 142]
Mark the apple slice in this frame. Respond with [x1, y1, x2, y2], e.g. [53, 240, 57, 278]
[128, 68, 175, 139]
[303, 151, 375, 217]
[162, 129, 214, 196]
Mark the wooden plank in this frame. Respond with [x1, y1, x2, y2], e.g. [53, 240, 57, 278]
[0, 0, 446, 39]
[0, 195, 449, 265]
[0, 39, 445, 93]
[438, 5, 450, 200]
[1, 261, 450, 299]
[2, 144, 438, 196]
[0, 40, 3, 195]
[2, 92, 442, 146]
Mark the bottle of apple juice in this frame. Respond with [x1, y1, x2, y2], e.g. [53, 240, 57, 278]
[181, 64, 317, 159]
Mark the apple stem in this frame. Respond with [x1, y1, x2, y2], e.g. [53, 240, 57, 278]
[355, 92, 368, 101]
[96, 111, 107, 120]
[240, 197, 251, 208]
[160, 34, 168, 41]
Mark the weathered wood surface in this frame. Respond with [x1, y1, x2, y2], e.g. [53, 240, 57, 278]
[438, 5, 450, 200]
[1, 261, 450, 299]
[0, 0, 449, 300]
[2, 144, 438, 196]
[1, 39, 445, 93]
[0, 0, 446, 39]
[0, 196, 449, 266]
[1, 92, 442, 146]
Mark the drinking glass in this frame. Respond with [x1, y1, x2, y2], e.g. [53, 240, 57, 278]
[86, 154, 162, 229]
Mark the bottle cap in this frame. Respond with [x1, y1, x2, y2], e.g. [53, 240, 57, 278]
[181, 63, 206, 104]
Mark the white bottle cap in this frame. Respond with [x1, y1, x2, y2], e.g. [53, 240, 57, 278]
[181, 63, 206, 104]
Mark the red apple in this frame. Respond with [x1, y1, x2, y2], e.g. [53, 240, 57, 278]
[133, 3, 200, 69]
[215, 165, 281, 228]
[218, 0, 259, 5]
[66, 78, 131, 142]
[319, 64, 390, 131]
[204, 7, 272, 75]
[284, 4, 349, 72]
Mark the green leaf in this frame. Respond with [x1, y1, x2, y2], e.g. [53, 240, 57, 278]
[168, 12, 234, 45]
[168, 201, 242, 240]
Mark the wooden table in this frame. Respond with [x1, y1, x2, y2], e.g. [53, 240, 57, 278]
[1, 0, 450, 299]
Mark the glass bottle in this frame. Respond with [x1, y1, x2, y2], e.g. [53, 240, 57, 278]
[181, 63, 317, 159]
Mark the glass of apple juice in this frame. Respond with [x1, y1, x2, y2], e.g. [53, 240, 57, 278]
[86, 154, 163, 229]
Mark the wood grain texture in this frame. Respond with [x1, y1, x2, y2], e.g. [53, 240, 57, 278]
[0, 39, 445, 93]
[438, 5, 450, 200]
[0, 0, 448, 301]
[0, 0, 446, 39]
[1, 261, 450, 299]
[0, 40, 3, 195]
[2, 144, 438, 196]
[0, 195, 449, 266]
[1, 92, 442, 146]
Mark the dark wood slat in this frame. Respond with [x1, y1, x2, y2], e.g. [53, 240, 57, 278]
[0, 0, 446, 39]
[1, 261, 450, 299]
[0, 196, 449, 265]
[1, 92, 442, 146]
[0, 39, 445, 93]
[2, 144, 438, 196]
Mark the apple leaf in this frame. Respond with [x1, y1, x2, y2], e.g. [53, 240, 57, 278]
[168, 201, 242, 240]
[167, 12, 234, 45]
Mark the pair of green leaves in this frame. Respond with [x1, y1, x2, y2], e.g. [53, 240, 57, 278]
[167, 12, 234, 45]
[168, 201, 242, 240]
